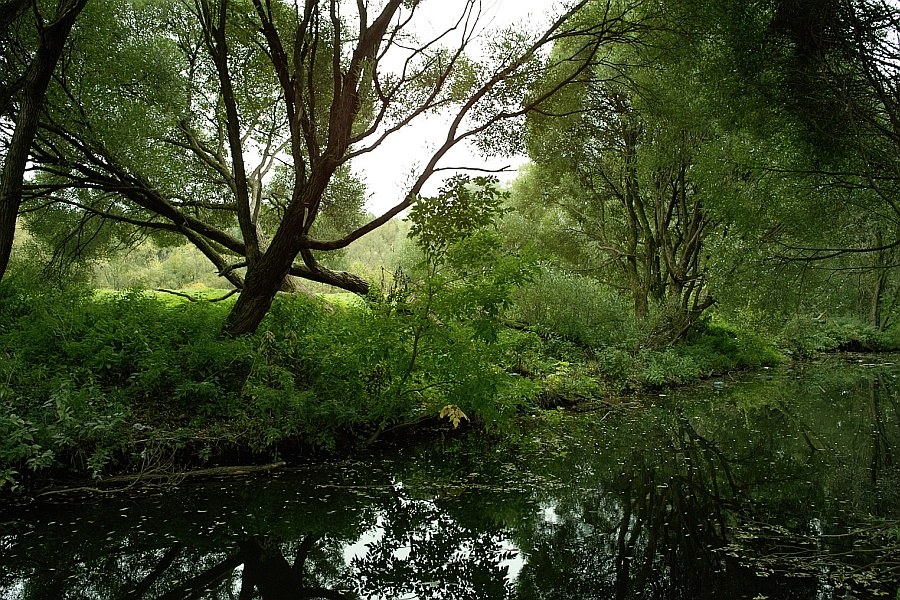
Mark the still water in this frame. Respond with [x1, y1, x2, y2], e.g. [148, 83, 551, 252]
[1, 356, 898, 599]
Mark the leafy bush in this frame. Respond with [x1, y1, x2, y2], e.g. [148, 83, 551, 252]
[594, 347, 635, 379]
[511, 269, 639, 348]
[682, 319, 783, 371]
[92, 240, 230, 290]
[0, 282, 252, 486]
[630, 319, 783, 388]
[638, 349, 702, 387]
[779, 315, 900, 356]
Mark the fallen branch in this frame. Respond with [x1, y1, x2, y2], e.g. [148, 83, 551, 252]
[103, 461, 286, 483]
[32, 461, 287, 498]
[155, 288, 238, 302]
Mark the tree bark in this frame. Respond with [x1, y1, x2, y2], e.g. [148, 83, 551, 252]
[0, 0, 87, 280]
[223, 264, 286, 336]
[870, 229, 887, 330]
[223, 253, 370, 336]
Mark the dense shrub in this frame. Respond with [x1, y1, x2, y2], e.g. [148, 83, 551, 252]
[511, 269, 640, 348]
[682, 320, 783, 370]
[0, 275, 538, 488]
[0, 282, 259, 487]
[508, 270, 784, 390]
[779, 315, 900, 356]
[627, 320, 781, 388]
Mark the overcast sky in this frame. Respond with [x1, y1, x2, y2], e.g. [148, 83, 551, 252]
[352, 0, 563, 213]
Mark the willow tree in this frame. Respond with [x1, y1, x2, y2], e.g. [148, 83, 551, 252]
[0, 0, 87, 280]
[20, 0, 643, 335]
[515, 0, 722, 342]
[656, 0, 900, 327]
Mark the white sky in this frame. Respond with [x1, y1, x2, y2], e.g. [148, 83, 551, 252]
[352, 0, 563, 213]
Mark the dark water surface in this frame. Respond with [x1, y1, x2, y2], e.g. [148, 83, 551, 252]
[1, 356, 899, 599]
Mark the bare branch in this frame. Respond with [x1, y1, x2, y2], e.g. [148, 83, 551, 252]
[775, 238, 900, 262]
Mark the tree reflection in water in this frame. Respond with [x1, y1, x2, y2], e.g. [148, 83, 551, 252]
[0, 358, 898, 599]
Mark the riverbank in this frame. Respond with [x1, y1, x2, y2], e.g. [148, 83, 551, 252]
[1, 283, 894, 495]
[2, 356, 898, 598]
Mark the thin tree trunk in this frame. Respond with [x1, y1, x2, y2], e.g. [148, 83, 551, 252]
[871, 269, 886, 330]
[870, 230, 887, 330]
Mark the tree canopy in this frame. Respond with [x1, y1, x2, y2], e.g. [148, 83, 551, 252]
[4, 0, 900, 335]
[2, 0, 648, 335]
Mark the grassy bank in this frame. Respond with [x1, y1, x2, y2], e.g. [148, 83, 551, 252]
[0, 281, 805, 493]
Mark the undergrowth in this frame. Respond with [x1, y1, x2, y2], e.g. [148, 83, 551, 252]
[0, 268, 804, 492]
[0, 279, 535, 490]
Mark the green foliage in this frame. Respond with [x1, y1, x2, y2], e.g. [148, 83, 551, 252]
[87, 217, 413, 294]
[511, 268, 639, 348]
[635, 320, 782, 388]
[267, 165, 368, 250]
[518, 2, 723, 339]
[408, 175, 509, 258]
[92, 241, 227, 290]
[683, 319, 784, 370]
[0, 281, 251, 486]
[779, 315, 900, 357]
[506, 268, 782, 391]
[0, 266, 543, 488]
[5, 223, 95, 289]
[229, 287, 537, 446]
[353, 175, 545, 427]
[435, 229, 536, 342]
[638, 349, 703, 387]
[502, 289, 784, 393]
[0, 413, 49, 491]
[324, 217, 411, 283]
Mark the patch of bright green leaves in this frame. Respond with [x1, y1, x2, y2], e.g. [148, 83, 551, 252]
[0, 176, 540, 490]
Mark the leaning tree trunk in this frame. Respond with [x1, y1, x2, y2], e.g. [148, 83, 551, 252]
[222, 206, 317, 334]
[223, 260, 288, 336]
[0, 0, 87, 280]
[224, 256, 369, 335]
[223, 172, 370, 336]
